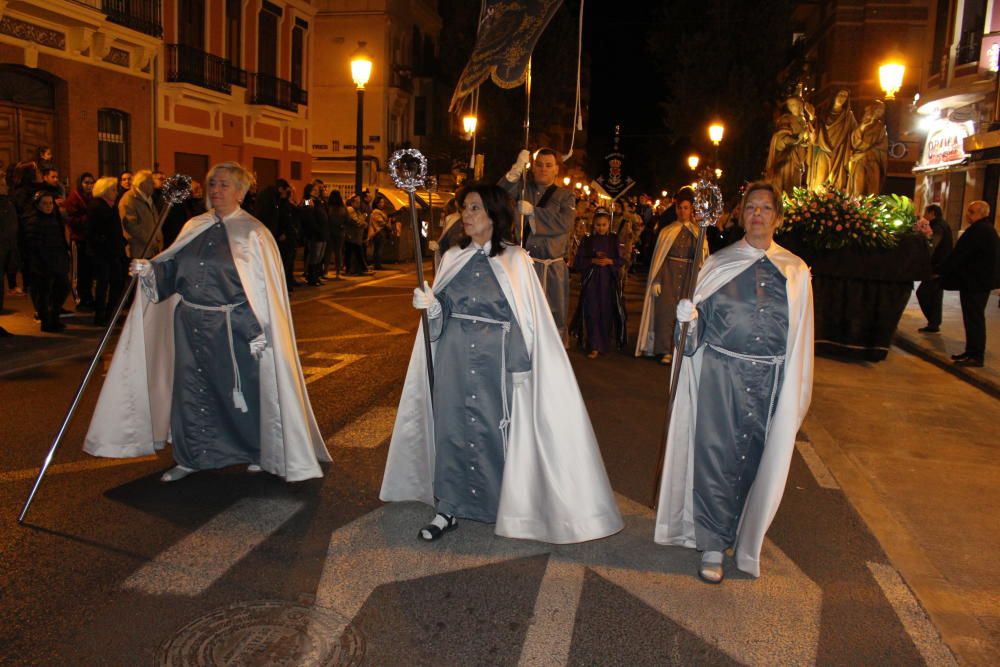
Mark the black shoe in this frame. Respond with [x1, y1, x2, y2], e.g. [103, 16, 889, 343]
[918, 326, 940, 333]
[954, 357, 984, 367]
[418, 513, 458, 542]
[950, 352, 970, 361]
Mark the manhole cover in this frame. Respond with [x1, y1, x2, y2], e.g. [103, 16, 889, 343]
[157, 600, 365, 666]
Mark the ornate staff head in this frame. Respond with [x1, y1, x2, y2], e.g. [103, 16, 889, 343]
[162, 174, 193, 205]
[693, 177, 723, 228]
[388, 149, 429, 193]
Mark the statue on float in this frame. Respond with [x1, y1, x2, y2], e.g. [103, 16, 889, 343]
[809, 89, 857, 191]
[846, 101, 888, 197]
[765, 96, 814, 194]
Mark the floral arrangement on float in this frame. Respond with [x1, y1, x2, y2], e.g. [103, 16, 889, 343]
[778, 187, 921, 251]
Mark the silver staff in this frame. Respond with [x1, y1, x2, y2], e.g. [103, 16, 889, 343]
[18, 175, 193, 524]
[389, 149, 434, 394]
[650, 175, 723, 508]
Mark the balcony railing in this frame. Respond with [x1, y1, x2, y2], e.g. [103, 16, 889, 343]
[247, 73, 300, 112]
[227, 65, 248, 88]
[956, 30, 983, 66]
[294, 86, 308, 106]
[165, 44, 231, 94]
[102, 0, 163, 38]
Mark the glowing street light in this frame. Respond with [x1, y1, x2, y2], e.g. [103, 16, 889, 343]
[575, 181, 583, 190]
[715, 168, 723, 179]
[708, 122, 725, 145]
[661, 189, 668, 197]
[563, 176, 571, 186]
[350, 41, 373, 199]
[687, 154, 700, 171]
[462, 114, 478, 136]
[879, 62, 905, 100]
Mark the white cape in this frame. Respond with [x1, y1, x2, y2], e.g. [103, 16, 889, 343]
[654, 239, 814, 577]
[84, 209, 331, 482]
[380, 242, 624, 544]
[635, 221, 709, 356]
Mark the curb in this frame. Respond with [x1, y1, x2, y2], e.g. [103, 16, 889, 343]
[892, 333, 1000, 400]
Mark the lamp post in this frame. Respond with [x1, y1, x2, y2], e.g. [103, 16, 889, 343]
[350, 42, 373, 199]
[687, 154, 700, 171]
[879, 60, 906, 163]
[708, 122, 724, 174]
[462, 114, 478, 175]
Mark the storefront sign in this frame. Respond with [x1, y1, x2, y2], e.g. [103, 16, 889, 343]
[915, 119, 975, 171]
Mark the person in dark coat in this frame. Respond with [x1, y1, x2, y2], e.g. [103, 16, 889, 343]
[254, 180, 300, 289]
[86, 177, 127, 326]
[0, 169, 19, 328]
[940, 200, 999, 367]
[915, 204, 954, 333]
[323, 190, 348, 279]
[64, 172, 96, 310]
[299, 183, 329, 286]
[570, 208, 626, 357]
[25, 191, 70, 332]
[11, 162, 42, 300]
[344, 194, 369, 275]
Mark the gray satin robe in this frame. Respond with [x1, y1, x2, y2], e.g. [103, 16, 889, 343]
[150, 220, 264, 470]
[684, 257, 789, 551]
[428, 248, 531, 522]
[654, 226, 696, 355]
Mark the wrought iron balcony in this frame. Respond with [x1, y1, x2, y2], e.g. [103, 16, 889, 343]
[247, 73, 300, 112]
[227, 65, 248, 88]
[956, 30, 983, 66]
[102, 0, 163, 38]
[294, 86, 308, 106]
[165, 44, 231, 94]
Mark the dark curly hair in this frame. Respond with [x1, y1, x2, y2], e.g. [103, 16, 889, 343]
[456, 183, 515, 257]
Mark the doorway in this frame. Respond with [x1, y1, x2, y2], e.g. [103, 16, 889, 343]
[252, 157, 279, 189]
[0, 66, 57, 174]
[175, 151, 209, 183]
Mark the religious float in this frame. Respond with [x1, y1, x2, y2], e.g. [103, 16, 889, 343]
[776, 187, 931, 361]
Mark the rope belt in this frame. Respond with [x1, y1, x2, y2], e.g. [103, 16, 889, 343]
[450, 312, 513, 456]
[706, 343, 785, 439]
[181, 297, 249, 413]
[531, 256, 564, 293]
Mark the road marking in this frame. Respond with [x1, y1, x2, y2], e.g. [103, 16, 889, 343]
[123, 496, 303, 596]
[795, 440, 840, 489]
[866, 561, 959, 666]
[317, 299, 408, 334]
[517, 559, 585, 667]
[297, 330, 408, 344]
[325, 406, 397, 449]
[300, 352, 365, 385]
[343, 270, 415, 291]
[0, 455, 160, 483]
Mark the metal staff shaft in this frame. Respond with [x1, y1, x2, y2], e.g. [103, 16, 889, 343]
[518, 58, 532, 246]
[18, 202, 176, 524]
[408, 190, 434, 394]
[649, 224, 709, 510]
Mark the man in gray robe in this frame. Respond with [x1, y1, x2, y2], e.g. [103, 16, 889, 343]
[499, 148, 576, 342]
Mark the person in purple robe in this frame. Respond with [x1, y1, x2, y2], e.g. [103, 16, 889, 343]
[570, 208, 626, 358]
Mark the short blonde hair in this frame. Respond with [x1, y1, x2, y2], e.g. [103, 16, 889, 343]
[206, 161, 255, 196]
[131, 169, 153, 192]
[739, 181, 784, 228]
[92, 176, 118, 199]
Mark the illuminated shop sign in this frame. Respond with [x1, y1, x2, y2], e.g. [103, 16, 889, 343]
[915, 119, 976, 171]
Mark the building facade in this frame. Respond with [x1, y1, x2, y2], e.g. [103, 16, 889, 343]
[912, 0, 1000, 231]
[157, 0, 315, 191]
[787, 0, 932, 195]
[0, 1, 161, 184]
[310, 0, 442, 197]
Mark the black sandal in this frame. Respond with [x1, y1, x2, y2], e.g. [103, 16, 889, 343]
[418, 513, 458, 541]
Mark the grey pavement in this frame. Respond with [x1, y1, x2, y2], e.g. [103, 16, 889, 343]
[895, 287, 1000, 397]
[0, 264, 995, 665]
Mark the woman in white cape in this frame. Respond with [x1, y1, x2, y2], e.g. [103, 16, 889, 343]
[635, 187, 709, 363]
[655, 181, 813, 583]
[84, 162, 330, 483]
[381, 183, 623, 544]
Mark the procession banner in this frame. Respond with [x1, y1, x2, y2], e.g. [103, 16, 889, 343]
[595, 125, 634, 199]
[449, 0, 563, 111]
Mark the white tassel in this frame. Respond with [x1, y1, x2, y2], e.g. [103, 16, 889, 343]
[233, 388, 248, 413]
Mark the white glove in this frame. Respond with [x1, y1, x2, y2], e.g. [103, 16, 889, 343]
[676, 298, 699, 323]
[129, 259, 153, 278]
[652, 283, 662, 298]
[412, 280, 441, 317]
[505, 149, 532, 182]
[518, 200, 534, 217]
[249, 333, 268, 361]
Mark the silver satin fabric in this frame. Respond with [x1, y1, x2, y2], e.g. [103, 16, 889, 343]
[685, 257, 789, 551]
[428, 249, 531, 522]
[152, 220, 263, 470]
[654, 226, 696, 354]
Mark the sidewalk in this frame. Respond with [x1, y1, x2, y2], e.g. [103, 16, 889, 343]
[894, 287, 1000, 398]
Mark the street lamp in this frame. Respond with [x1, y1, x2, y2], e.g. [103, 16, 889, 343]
[661, 190, 668, 198]
[563, 176, 571, 186]
[708, 122, 724, 145]
[878, 62, 905, 100]
[350, 41, 373, 198]
[462, 114, 478, 137]
[715, 168, 723, 180]
[574, 181, 582, 190]
[687, 154, 700, 171]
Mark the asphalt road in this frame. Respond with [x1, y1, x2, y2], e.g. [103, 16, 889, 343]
[0, 266, 963, 666]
